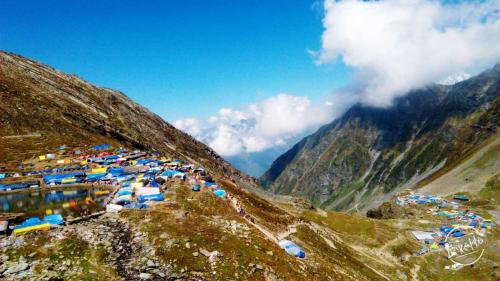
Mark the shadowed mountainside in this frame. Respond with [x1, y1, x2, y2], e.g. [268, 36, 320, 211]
[261, 63, 500, 212]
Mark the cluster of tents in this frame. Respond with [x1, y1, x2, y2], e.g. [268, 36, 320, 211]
[0, 181, 40, 192]
[398, 192, 495, 257]
[10, 214, 64, 235]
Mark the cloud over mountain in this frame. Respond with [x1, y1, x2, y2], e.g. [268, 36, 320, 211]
[318, 0, 500, 107]
[174, 94, 336, 156]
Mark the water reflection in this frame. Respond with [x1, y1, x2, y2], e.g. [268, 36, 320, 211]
[0, 187, 112, 219]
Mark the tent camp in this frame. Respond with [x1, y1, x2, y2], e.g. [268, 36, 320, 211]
[411, 231, 435, 243]
[93, 144, 111, 151]
[278, 240, 305, 258]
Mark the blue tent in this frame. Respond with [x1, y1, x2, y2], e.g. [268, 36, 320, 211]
[105, 155, 120, 160]
[93, 144, 111, 150]
[44, 214, 64, 225]
[124, 202, 149, 209]
[192, 185, 201, 192]
[136, 159, 152, 165]
[278, 240, 305, 258]
[213, 189, 226, 197]
[115, 195, 132, 204]
[453, 194, 469, 201]
[469, 221, 478, 227]
[14, 217, 44, 229]
[161, 170, 182, 177]
[108, 167, 125, 176]
[440, 226, 453, 234]
[138, 193, 164, 203]
[43, 172, 86, 184]
[86, 173, 107, 182]
[117, 189, 133, 196]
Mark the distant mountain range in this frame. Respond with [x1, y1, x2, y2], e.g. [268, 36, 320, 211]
[261, 63, 500, 212]
[226, 135, 305, 177]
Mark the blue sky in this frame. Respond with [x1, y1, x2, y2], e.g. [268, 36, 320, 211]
[0, 0, 348, 121]
[2, 0, 498, 165]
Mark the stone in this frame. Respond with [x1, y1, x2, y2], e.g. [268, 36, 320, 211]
[3, 261, 29, 275]
[208, 251, 220, 263]
[199, 248, 211, 257]
[139, 272, 152, 280]
[147, 260, 156, 268]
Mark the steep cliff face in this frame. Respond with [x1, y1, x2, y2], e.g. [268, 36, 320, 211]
[261, 64, 500, 212]
[0, 51, 256, 187]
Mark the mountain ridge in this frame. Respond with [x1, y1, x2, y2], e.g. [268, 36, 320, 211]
[0, 51, 256, 188]
[261, 63, 500, 212]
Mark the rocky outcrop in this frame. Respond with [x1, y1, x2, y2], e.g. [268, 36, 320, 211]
[366, 202, 414, 220]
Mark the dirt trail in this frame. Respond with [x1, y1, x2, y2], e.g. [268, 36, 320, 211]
[307, 221, 391, 281]
[227, 193, 278, 242]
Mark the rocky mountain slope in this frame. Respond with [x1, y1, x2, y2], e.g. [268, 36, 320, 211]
[261, 64, 500, 212]
[0, 51, 255, 188]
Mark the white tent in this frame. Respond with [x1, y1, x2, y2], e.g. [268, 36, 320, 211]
[411, 231, 435, 242]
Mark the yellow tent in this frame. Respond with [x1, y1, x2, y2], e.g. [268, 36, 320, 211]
[91, 167, 107, 174]
[45, 209, 53, 215]
[81, 160, 87, 165]
[13, 224, 51, 235]
[62, 178, 76, 184]
[39, 155, 46, 161]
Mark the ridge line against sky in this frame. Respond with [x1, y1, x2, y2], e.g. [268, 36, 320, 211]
[1, 0, 500, 158]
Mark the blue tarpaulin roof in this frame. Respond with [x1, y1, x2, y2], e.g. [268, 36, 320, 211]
[86, 173, 107, 181]
[93, 144, 111, 150]
[44, 214, 64, 225]
[138, 193, 164, 203]
[43, 172, 85, 183]
[108, 167, 124, 176]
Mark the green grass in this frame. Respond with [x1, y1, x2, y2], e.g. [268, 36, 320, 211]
[479, 173, 500, 203]
[302, 211, 397, 247]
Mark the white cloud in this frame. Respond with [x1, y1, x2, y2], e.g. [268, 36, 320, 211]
[318, 0, 500, 107]
[174, 94, 340, 156]
[173, 118, 201, 136]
